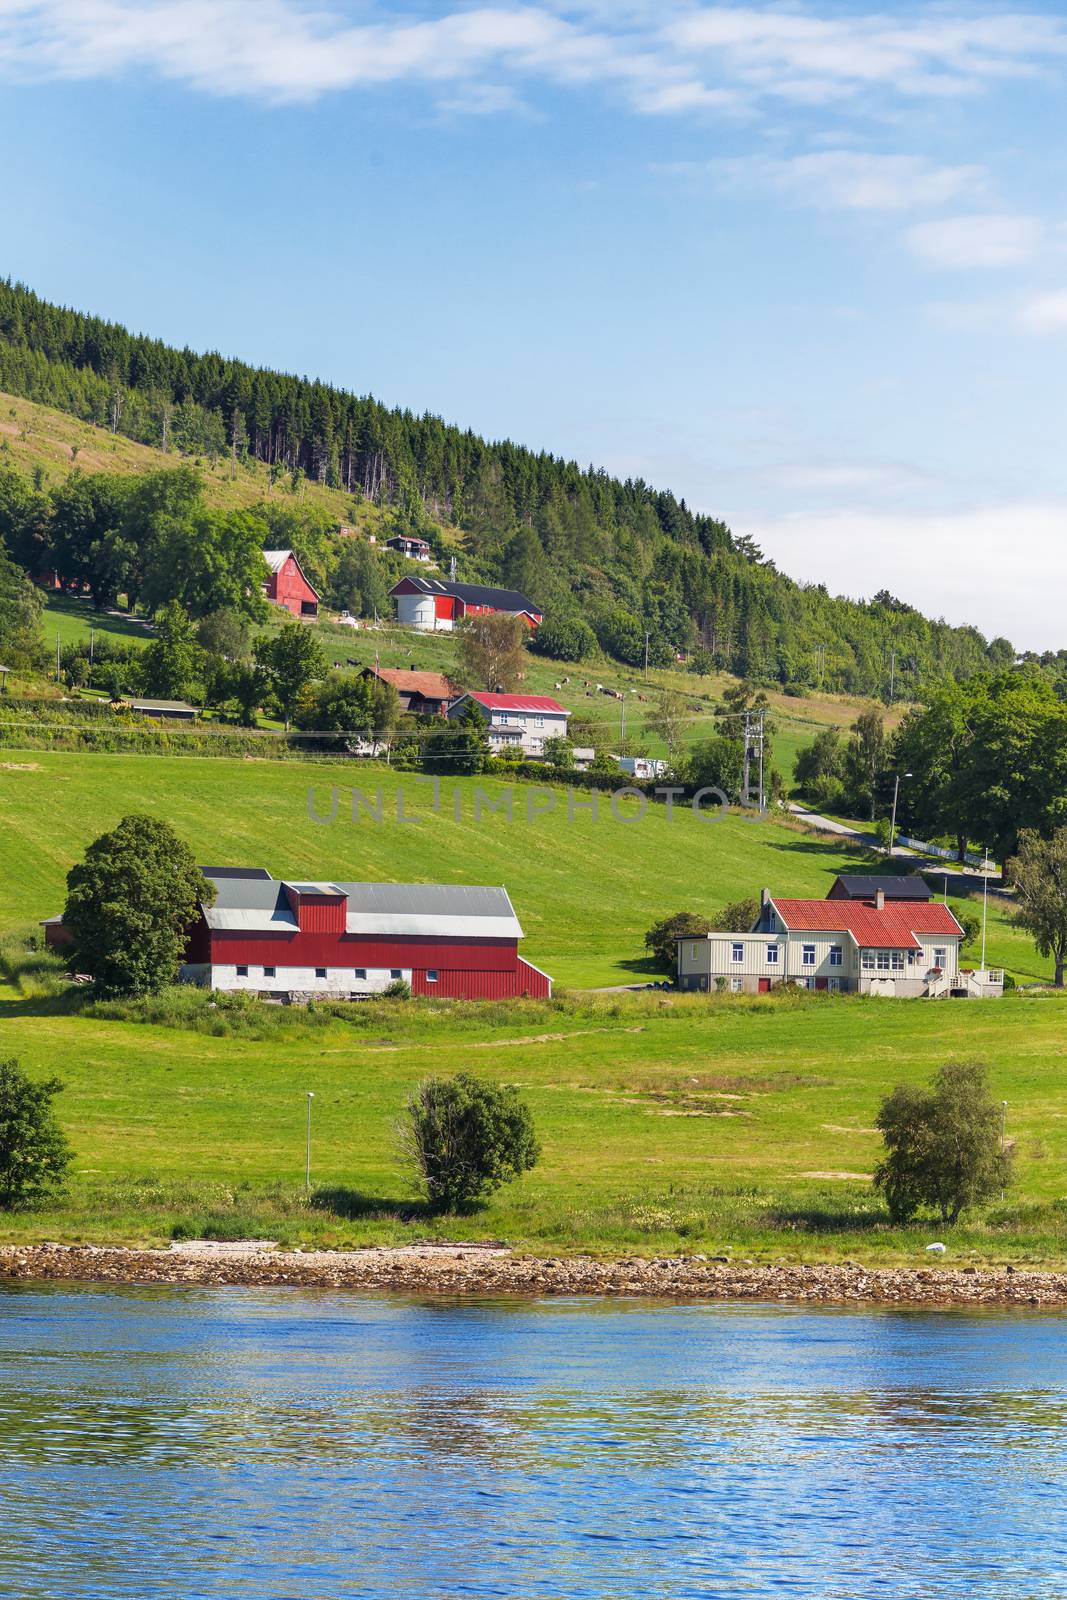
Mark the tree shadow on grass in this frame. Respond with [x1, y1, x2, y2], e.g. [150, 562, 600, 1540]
[310, 1186, 432, 1224]
[767, 1203, 890, 1234]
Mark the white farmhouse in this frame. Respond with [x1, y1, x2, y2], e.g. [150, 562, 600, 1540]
[447, 692, 570, 758]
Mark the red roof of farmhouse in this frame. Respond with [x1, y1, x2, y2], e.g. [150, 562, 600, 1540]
[466, 693, 570, 713]
[371, 668, 454, 698]
[771, 897, 964, 950]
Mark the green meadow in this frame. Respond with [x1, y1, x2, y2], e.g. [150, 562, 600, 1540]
[0, 749, 1035, 987]
[0, 746, 1057, 1264]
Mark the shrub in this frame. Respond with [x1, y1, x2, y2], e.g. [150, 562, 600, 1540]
[531, 613, 597, 662]
[383, 978, 412, 1000]
[873, 1059, 1011, 1226]
[398, 1073, 540, 1213]
[644, 911, 713, 972]
[0, 1057, 72, 1209]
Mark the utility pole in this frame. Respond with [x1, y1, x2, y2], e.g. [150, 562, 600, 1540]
[305, 1091, 315, 1193]
[742, 709, 765, 811]
[889, 771, 912, 855]
[55, 632, 61, 684]
[620, 694, 626, 743]
[981, 852, 989, 973]
[888, 649, 897, 704]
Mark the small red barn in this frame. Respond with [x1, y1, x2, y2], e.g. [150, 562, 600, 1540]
[263, 549, 319, 618]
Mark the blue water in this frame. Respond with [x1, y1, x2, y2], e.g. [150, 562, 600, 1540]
[1, 1286, 1065, 1598]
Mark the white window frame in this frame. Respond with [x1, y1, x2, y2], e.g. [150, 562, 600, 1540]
[829, 945, 842, 968]
[236, 965, 248, 977]
[390, 968, 402, 980]
[731, 942, 744, 964]
[691, 943, 701, 959]
[828, 977, 841, 993]
[315, 966, 327, 979]
[535, 716, 544, 728]
[264, 966, 276, 979]
[766, 944, 779, 965]
[730, 976, 743, 993]
[426, 969, 439, 983]
[933, 947, 946, 969]
[354, 968, 367, 980]
[802, 943, 816, 967]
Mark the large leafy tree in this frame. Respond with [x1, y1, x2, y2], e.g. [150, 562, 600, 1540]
[63, 814, 213, 997]
[256, 621, 326, 730]
[873, 1060, 1011, 1226]
[644, 911, 713, 971]
[456, 613, 527, 692]
[0, 1058, 72, 1210]
[1009, 827, 1067, 986]
[0, 549, 43, 669]
[141, 600, 204, 700]
[141, 508, 270, 621]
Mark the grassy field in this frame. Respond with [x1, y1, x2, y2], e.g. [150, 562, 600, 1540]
[0, 976, 1064, 1263]
[0, 749, 1038, 987]
[0, 745, 1057, 1263]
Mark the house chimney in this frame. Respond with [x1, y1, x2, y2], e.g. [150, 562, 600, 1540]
[760, 887, 771, 907]
[875, 888, 885, 910]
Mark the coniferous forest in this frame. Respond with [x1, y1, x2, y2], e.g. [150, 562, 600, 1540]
[0, 279, 1023, 695]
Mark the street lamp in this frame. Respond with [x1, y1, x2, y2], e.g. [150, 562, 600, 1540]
[305, 1091, 315, 1193]
[888, 772, 913, 856]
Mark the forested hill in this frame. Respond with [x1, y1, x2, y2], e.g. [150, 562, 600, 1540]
[0, 278, 1016, 695]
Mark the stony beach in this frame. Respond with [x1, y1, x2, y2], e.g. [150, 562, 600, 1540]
[3, 1241, 1067, 1307]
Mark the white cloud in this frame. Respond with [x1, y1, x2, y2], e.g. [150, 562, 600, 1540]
[0, 1, 1065, 113]
[711, 150, 987, 212]
[748, 500, 1067, 649]
[906, 212, 1042, 267]
[1019, 289, 1067, 332]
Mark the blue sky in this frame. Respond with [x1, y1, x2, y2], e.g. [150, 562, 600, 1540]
[1, 1, 1066, 647]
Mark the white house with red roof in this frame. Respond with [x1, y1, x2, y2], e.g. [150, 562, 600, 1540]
[677, 876, 1003, 999]
[447, 692, 570, 757]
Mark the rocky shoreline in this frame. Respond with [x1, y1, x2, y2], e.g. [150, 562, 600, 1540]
[3, 1241, 1067, 1307]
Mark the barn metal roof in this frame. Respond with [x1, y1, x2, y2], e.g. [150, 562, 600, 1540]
[831, 875, 932, 901]
[388, 576, 540, 613]
[199, 871, 523, 938]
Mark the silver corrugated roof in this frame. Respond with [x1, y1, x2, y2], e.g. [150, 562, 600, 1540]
[200, 873, 523, 938]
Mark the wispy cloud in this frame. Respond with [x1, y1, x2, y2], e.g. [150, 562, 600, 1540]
[906, 212, 1043, 267]
[1, 1, 1065, 113]
[1019, 289, 1067, 332]
[707, 150, 987, 212]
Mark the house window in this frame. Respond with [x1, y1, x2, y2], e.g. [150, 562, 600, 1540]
[391, 969, 402, 980]
[829, 945, 842, 967]
[933, 947, 946, 969]
[236, 965, 248, 977]
[315, 967, 327, 979]
[730, 976, 743, 993]
[535, 716, 544, 728]
[731, 943, 744, 963]
[766, 945, 779, 964]
[264, 966, 276, 978]
[802, 944, 816, 967]
[426, 970, 439, 983]
[354, 968, 367, 980]
[691, 944, 701, 959]
[828, 977, 841, 993]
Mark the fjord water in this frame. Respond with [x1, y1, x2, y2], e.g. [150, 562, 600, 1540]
[1, 1286, 1065, 1598]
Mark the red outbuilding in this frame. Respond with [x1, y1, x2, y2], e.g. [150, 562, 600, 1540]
[263, 549, 320, 618]
[180, 868, 552, 1000]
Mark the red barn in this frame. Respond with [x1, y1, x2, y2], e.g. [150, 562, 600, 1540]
[389, 577, 541, 632]
[180, 868, 552, 1000]
[263, 549, 319, 618]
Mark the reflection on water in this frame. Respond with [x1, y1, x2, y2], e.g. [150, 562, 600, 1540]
[0, 1283, 1065, 1598]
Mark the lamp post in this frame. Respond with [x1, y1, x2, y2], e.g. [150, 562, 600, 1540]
[1000, 1100, 1008, 1198]
[305, 1091, 314, 1193]
[888, 772, 913, 856]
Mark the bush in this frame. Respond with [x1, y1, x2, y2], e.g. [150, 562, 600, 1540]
[383, 978, 412, 1000]
[644, 910, 713, 971]
[0, 1057, 72, 1209]
[531, 613, 598, 662]
[873, 1059, 1011, 1225]
[709, 897, 759, 933]
[399, 1073, 540, 1213]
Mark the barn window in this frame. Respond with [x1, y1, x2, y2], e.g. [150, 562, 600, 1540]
[315, 967, 327, 979]
[391, 969, 402, 979]
[354, 968, 367, 980]
[264, 966, 276, 978]
[236, 965, 248, 977]
[426, 970, 439, 983]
